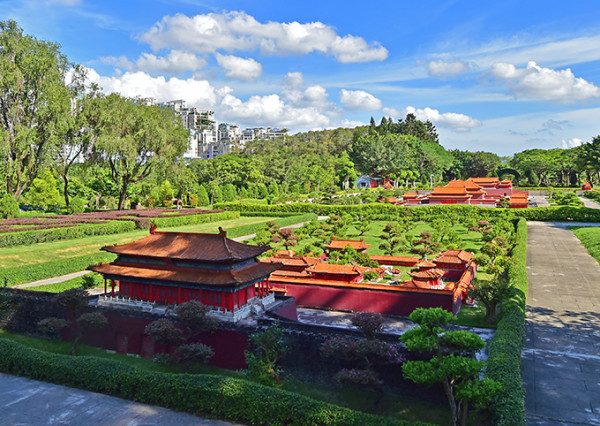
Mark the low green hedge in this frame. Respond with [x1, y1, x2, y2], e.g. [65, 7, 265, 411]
[0, 221, 137, 248]
[150, 211, 239, 228]
[0, 338, 418, 425]
[215, 202, 600, 223]
[485, 218, 527, 425]
[0, 253, 116, 286]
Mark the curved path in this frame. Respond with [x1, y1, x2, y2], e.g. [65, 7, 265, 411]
[523, 222, 600, 425]
[0, 373, 233, 425]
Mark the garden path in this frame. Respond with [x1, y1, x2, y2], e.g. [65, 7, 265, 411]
[523, 221, 600, 425]
[0, 372, 235, 425]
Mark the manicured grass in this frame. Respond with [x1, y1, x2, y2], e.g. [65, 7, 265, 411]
[25, 273, 101, 293]
[0, 216, 287, 269]
[571, 226, 600, 263]
[453, 304, 496, 328]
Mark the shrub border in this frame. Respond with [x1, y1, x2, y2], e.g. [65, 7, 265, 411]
[485, 218, 527, 425]
[0, 338, 422, 426]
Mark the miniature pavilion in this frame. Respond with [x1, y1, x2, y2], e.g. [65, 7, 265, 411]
[90, 227, 281, 317]
[325, 237, 370, 253]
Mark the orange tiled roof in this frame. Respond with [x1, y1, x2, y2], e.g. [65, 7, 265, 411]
[325, 238, 370, 250]
[415, 260, 436, 268]
[102, 229, 268, 262]
[409, 268, 445, 279]
[261, 255, 320, 268]
[434, 249, 473, 265]
[90, 261, 281, 288]
[370, 255, 419, 265]
[403, 192, 419, 199]
[470, 177, 500, 186]
[306, 262, 363, 275]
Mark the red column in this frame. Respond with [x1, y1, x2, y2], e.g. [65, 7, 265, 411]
[104, 279, 107, 296]
[149, 284, 153, 302]
[177, 287, 181, 305]
[227, 293, 234, 312]
[111, 280, 115, 297]
[221, 292, 226, 313]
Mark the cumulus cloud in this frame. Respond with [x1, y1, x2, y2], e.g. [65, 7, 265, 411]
[139, 11, 387, 63]
[281, 72, 335, 112]
[488, 61, 600, 104]
[85, 67, 329, 129]
[427, 60, 471, 78]
[340, 89, 382, 110]
[102, 50, 207, 75]
[215, 53, 262, 81]
[562, 138, 583, 148]
[340, 119, 366, 128]
[384, 106, 481, 132]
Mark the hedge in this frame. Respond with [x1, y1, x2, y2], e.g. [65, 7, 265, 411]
[485, 218, 527, 425]
[0, 221, 137, 248]
[215, 202, 600, 223]
[0, 252, 116, 286]
[150, 211, 239, 228]
[0, 338, 422, 426]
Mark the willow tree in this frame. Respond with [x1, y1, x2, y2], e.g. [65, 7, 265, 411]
[0, 20, 72, 200]
[90, 94, 188, 209]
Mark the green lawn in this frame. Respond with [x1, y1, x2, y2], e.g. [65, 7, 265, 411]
[571, 226, 600, 263]
[0, 216, 286, 269]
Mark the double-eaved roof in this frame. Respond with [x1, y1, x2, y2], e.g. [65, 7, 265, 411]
[102, 229, 269, 263]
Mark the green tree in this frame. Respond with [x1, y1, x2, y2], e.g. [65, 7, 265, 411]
[401, 308, 501, 426]
[198, 185, 210, 206]
[25, 169, 63, 210]
[379, 222, 406, 255]
[0, 20, 72, 200]
[90, 94, 188, 209]
[467, 278, 512, 323]
[0, 193, 18, 218]
[245, 323, 289, 386]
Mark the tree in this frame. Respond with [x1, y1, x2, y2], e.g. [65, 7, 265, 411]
[90, 94, 188, 209]
[0, 20, 72, 200]
[24, 169, 63, 211]
[467, 278, 512, 323]
[245, 323, 289, 385]
[0, 193, 18, 218]
[378, 222, 406, 255]
[401, 308, 500, 426]
[39, 289, 108, 355]
[198, 185, 210, 206]
[349, 133, 411, 179]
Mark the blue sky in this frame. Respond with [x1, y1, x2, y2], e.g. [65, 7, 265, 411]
[3, 0, 600, 155]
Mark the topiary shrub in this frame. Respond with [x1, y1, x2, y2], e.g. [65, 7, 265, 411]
[0, 194, 19, 219]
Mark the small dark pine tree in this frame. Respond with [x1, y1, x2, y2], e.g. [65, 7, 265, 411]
[401, 308, 501, 426]
[39, 289, 107, 355]
[244, 323, 289, 386]
[378, 222, 405, 255]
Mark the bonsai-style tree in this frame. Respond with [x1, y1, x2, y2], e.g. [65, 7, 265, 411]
[378, 222, 406, 256]
[467, 278, 512, 323]
[354, 218, 372, 236]
[244, 322, 289, 386]
[411, 232, 441, 259]
[145, 300, 217, 369]
[39, 289, 107, 355]
[321, 312, 405, 401]
[401, 307, 500, 426]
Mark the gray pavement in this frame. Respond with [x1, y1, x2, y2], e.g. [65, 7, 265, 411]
[580, 196, 600, 209]
[0, 373, 233, 425]
[523, 221, 600, 425]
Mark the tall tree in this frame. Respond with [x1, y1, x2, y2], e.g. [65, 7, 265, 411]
[0, 20, 71, 200]
[90, 94, 188, 209]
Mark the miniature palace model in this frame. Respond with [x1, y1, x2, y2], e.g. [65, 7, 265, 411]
[90, 227, 281, 317]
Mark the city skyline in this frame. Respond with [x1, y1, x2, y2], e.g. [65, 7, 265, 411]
[2, 0, 600, 155]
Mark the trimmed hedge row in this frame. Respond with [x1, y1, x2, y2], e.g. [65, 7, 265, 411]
[0, 252, 116, 286]
[0, 338, 420, 426]
[486, 218, 527, 425]
[215, 202, 600, 222]
[150, 211, 239, 228]
[0, 221, 137, 248]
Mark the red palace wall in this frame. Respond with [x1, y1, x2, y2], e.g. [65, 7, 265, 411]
[76, 310, 249, 369]
[283, 283, 457, 316]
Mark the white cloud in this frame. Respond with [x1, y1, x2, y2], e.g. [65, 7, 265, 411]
[101, 50, 207, 76]
[85, 67, 330, 130]
[488, 61, 600, 104]
[139, 11, 387, 63]
[215, 53, 262, 81]
[562, 138, 583, 148]
[427, 60, 471, 77]
[340, 89, 382, 110]
[340, 119, 365, 128]
[384, 106, 481, 132]
[281, 72, 336, 112]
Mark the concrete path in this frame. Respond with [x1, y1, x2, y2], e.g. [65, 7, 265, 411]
[523, 221, 600, 425]
[14, 271, 91, 289]
[580, 196, 600, 209]
[0, 373, 233, 425]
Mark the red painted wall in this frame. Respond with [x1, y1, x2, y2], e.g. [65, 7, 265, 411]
[76, 310, 249, 369]
[284, 283, 456, 316]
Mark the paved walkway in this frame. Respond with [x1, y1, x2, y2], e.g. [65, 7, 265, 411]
[580, 196, 600, 209]
[0, 373, 233, 425]
[523, 221, 600, 425]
